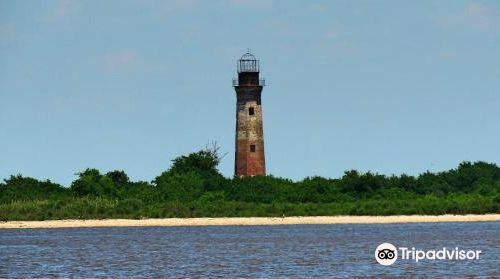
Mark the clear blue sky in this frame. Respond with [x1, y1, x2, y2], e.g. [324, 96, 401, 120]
[1, 0, 499, 185]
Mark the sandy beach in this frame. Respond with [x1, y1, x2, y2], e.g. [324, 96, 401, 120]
[1, 214, 500, 229]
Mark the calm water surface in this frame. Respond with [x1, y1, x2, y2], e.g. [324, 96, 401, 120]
[1, 222, 499, 278]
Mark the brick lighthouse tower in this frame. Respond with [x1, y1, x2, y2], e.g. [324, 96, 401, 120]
[233, 51, 266, 176]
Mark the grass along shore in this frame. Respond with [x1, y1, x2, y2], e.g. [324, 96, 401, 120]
[1, 215, 500, 229]
[1, 195, 499, 222]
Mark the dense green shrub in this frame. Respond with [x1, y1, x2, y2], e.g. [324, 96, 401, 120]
[2, 147, 500, 220]
[0, 175, 69, 203]
[70, 169, 118, 198]
[155, 172, 204, 202]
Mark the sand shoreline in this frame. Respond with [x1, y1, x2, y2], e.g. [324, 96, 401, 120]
[1, 214, 500, 229]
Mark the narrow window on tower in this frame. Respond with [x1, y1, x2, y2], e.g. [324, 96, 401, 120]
[250, 145, 256, 152]
[248, 107, 255, 116]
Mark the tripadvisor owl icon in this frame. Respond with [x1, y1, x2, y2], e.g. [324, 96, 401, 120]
[375, 243, 398, 265]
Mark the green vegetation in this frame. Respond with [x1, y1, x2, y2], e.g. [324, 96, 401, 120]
[1, 146, 500, 221]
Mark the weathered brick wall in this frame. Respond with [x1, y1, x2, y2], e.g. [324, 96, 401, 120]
[234, 85, 266, 176]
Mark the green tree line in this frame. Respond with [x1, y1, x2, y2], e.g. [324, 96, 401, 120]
[1, 147, 500, 220]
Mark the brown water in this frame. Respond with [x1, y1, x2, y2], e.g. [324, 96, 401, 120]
[1, 222, 499, 278]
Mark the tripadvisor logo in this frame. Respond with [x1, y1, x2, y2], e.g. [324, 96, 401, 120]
[375, 243, 482, 266]
[375, 243, 398, 265]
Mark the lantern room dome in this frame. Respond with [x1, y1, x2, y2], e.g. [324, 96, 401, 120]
[237, 51, 260, 73]
[240, 52, 256, 61]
